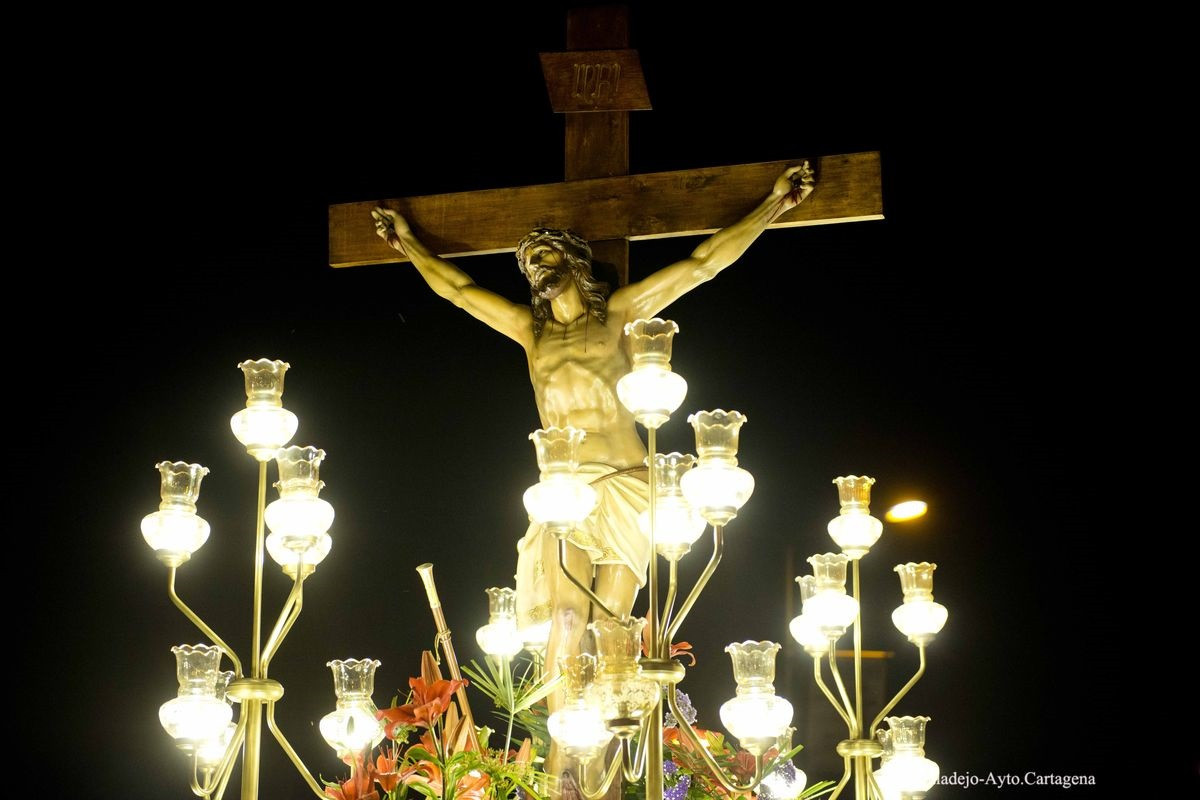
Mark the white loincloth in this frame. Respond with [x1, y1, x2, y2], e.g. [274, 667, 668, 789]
[515, 463, 649, 629]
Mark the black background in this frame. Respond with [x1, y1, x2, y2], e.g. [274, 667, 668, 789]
[30, 4, 1176, 798]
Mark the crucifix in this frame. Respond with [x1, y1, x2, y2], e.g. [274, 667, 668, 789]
[327, 5, 882, 798]
[328, 8, 881, 276]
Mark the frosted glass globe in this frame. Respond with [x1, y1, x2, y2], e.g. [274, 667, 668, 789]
[159, 695, 232, 742]
[891, 599, 948, 645]
[719, 694, 793, 749]
[230, 407, 298, 461]
[617, 365, 687, 429]
[476, 619, 523, 659]
[548, 705, 613, 759]
[142, 509, 211, 559]
[523, 475, 597, 528]
[680, 462, 754, 526]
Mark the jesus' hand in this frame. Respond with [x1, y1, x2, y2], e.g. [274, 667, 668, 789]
[372, 207, 410, 255]
[773, 161, 815, 211]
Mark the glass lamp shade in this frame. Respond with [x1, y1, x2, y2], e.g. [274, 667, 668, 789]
[589, 618, 658, 722]
[803, 592, 859, 637]
[870, 764, 902, 800]
[548, 653, 613, 757]
[264, 496, 334, 545]
[159, 645, 232, 742]
[719, 642, 792, 755]
[680, 411, 754, 526]
[160, 695, 233, 743]
[320, 659, 384, 756]
[264, 446, 335, 571]
[523, 475, 597, 529]
[891, 563, 947, 644]
[719, 694, 794, 755]
[791, 576, 835, 652]
[680, 461, 755, 526]
[142, 461, 211, 563]
[523, 427, 597, 528]
[892, 600, 948, 645]
[476, 620, 523, 659]
[617, 319, 687, 429]
[196, 722, 237, 768]
[639, 453, 705, 558]
[788, 613, 829, 655]
[878, 716, 939, 793]
[548, 704, 614, 759]
[477, 588, 522, 658]
[827, 476, 882, 558]
[639, 496, 706, 559]
[230, 407, 298, 461]
[266, 532, 331, 575]
[519, 620, 552, 655]
[617, 366, 687, 430]
[803, 554, 859, 637]
[230, 359, 298, 460]
[876, 755, 939, 794]
[589, 673, 659, 723]
[142, 511, 211, 563]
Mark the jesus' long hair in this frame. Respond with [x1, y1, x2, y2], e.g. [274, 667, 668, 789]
[516, 229, 609, 339]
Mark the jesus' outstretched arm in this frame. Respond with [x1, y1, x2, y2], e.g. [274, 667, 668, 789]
[371, 207, 533, 347]
[610, 162, 814, 320]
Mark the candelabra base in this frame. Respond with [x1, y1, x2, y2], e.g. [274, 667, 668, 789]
[607, 718, 641, 740]
[638, 659, 685, 685]
[835, 738, 882, 759]
[155, 550, 191, 568]
[228, 678, 285, 703]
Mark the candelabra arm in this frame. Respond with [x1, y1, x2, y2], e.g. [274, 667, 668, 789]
[574, 746, 624, 800]
[813, 654, 854, 731]
[210, 732, 243, 800]
[827, 643, 858, 738]
[621, 717, 652, 783]
[167, 567, 244, 678]
[189, 760, 213, 798]
[667, 683, 766, 794]
[867, 767, 886, 800]
[869, 643, 927, 736]
[665, 525, 724, 643]
[852, 560, 864, 735]
[251, 461, 267, 676]
[646, 426, 659, 657]
[261, 569, 307, 674]
[266, 700, 330, 799]
[558, 538, 620, 620]
[658, 559, 679, 654]
[827, 757, 853, 800]
[187, 708, 249, 798]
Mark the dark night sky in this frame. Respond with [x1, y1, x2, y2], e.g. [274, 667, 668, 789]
[31, 5, 1173, 798]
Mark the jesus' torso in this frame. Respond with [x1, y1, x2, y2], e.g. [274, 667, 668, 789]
[525, 311, 647, 469]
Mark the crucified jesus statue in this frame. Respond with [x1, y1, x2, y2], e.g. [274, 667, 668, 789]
[371, 160, 812, 770]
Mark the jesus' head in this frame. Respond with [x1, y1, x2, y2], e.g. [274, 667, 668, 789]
[515, 229, 609, 338]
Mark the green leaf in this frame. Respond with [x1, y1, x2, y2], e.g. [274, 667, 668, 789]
[514, 673, 563, 712]
[798, 779, 838, 799]
[408, 783, 440, 800]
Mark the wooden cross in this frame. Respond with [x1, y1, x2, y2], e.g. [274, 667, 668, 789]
[327, 5, 882, 285]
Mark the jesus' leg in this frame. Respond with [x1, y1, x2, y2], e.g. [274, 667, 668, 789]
[543, 533, 593, 792]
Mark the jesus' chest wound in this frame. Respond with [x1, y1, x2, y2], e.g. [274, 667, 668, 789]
[527, 316, 632, 428]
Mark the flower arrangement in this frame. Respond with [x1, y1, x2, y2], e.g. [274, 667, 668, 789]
[642, 689, 832, 800]
[325, 640, 832, 800]
[323, 652, 543, 800]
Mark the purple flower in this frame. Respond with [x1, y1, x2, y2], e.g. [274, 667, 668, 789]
[758, 761, 801, 800]
[663, 689, 697, 728]
[663, 760, 691, 800]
